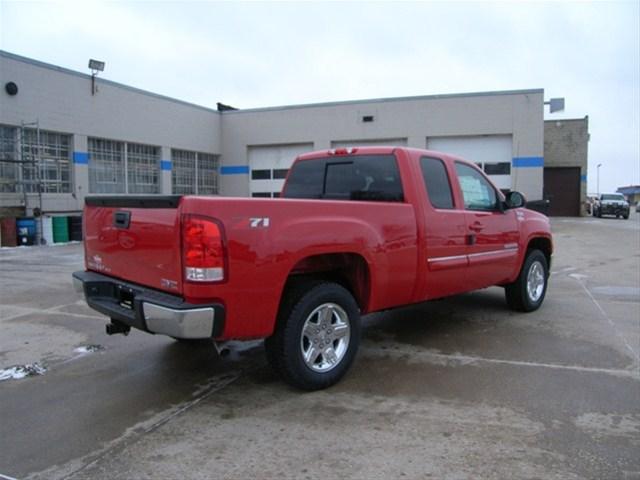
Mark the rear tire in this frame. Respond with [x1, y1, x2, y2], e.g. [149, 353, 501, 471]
[505, 249, 549, 312]
[265, 280, 361, 390]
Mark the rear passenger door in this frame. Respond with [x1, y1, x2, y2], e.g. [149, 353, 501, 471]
[454, 162, 519, 289]
[419, 156, 470, 299]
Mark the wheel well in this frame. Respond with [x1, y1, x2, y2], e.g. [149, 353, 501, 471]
[284, 253, 370, 312]
[527, 237, 552, 266]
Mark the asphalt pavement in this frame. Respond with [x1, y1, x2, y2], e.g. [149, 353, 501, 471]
[1, 212, 638, 480]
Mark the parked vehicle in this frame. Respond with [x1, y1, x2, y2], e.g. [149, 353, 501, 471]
[593, 193, 630, 219]
[73, 147, 553, 390]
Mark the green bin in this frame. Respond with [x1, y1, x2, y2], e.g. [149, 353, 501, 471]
[52, 216, 69, 243]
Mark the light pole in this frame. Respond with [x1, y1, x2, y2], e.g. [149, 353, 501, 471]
[597, 163, 602, 196]
[88, 59, 105, 95]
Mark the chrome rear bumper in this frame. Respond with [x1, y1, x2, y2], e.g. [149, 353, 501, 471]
[72, 270, 225, 339]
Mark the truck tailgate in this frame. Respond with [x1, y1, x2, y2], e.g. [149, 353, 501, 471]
[83, 196, 184, 295]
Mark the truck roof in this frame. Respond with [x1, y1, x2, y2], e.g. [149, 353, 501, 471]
[296, 146, 468, 164]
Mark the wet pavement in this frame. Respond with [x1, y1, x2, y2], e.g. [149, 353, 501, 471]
[1, 213, 638, 480]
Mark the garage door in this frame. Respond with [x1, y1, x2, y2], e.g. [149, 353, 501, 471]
[427, 135, 513, 191]
[331, 138, 407, 148]
[544, 167, 581, 216]
[248, 143, 313, 197]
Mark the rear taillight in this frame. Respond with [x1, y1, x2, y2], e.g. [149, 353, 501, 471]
[182, 215, 226, 282]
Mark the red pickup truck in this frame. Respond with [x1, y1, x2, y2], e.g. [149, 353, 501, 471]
[73, 147, 552, 390]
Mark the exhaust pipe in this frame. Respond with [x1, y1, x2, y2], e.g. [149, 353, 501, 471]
[106, 320, 131, 336]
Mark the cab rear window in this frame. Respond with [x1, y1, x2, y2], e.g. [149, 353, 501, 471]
[283, 155, 404, 202]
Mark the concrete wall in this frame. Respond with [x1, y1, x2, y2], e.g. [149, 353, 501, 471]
[220, 90, 544, 200]
[544, 117, 589, 214]
[1, 50, 546, 214]
[0, 51, 221, 213]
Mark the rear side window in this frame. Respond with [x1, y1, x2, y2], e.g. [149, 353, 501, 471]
[283, 155, 403, 202]
[420, 157, 454, 209]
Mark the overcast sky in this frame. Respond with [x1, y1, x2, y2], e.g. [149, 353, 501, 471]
[1, 0, 638, 193]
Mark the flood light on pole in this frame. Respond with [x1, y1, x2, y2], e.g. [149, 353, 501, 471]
[88, 59, 105, 95]
[544, 97, 565, 113]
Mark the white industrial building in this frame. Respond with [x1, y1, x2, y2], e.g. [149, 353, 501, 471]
[1, 50, 553, 219]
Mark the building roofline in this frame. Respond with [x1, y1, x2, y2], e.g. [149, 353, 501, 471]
[544, 116, 589, 123]
[1, 50, 544, 116]
[220, 88, 545, 114]
[0, 50, 221, 115]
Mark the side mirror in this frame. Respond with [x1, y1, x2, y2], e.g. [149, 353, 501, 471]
[505, 191, 526, 209]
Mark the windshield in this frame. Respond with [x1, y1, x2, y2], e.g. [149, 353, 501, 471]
[601, 194, 625, 201]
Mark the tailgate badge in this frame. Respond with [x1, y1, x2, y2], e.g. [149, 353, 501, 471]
[88, 254, 110, 273]
[161, 278, 178, 290]
[250, 217, 270, 228]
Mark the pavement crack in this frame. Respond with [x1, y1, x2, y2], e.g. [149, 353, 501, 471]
[26, 370, 243, 480]
[361, 344, 640, 380]
[569, 274, 640, 368]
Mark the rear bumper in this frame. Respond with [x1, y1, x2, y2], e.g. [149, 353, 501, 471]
[72, 271, 225, 339]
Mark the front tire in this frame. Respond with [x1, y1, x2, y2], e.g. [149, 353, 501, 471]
[265, 281, 361, 390]
[505, 249, 549, 312]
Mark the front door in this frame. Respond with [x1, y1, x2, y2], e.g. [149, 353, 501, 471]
[454, 162, 520, 290]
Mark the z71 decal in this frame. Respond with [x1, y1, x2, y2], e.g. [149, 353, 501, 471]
[250, 217, 270, 228]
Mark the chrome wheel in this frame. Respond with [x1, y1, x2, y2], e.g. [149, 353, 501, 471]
[526, 260, 545, 302]
[300, 303, 351, 373]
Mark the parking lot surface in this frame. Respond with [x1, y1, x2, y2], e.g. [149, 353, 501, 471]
[1, 213, 639, 480]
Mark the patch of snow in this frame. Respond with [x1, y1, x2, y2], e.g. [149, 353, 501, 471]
[73, 344, 104, 354]
[569, 273, 589, 280]
[0, 363, 47, 381]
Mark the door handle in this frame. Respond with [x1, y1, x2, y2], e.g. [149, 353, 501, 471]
[469, 222, 483, 232]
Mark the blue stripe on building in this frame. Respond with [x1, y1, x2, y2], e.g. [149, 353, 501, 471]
[580, 174, 587, 182]
[73, 152, 89, 164]
[220, 165, 250, 175]
[512, 156, 544, 168]
[160, 160, 172, 171]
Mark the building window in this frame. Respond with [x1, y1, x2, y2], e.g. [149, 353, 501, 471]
[251, 169, 271, 180]
[273, 169, 289, 180]
[21, 129, 72, 193]
[171, 149, 218, 195]
[171, 149, 196, 195]
[0, 126, 71, 194]
[0, 126, 18, 193]
[483, 162, 511, 176]
[197, 152, 219, 195]
[89, 138, 160, 194]
[88, 138, 125, 193]
[127, 143, 160, 194]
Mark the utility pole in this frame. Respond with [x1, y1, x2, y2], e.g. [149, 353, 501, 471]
[20, 120, 44, 245]
[597, 163, 602, 196]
